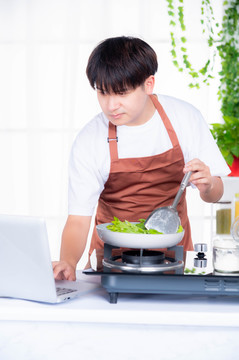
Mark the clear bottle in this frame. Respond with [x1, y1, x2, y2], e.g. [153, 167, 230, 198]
[231, 216, 239, 242]
[213, 217, 239, 273]
[213, 236, 239, 273]
[234, 193, 239, 220]
[215, 201, 232, 235]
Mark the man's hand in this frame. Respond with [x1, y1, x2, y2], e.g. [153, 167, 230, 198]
[183, 158, 223, 202]
[52, 215, 92, 282]
[184, 158, 213, 194]
[52, 261, 76, 281]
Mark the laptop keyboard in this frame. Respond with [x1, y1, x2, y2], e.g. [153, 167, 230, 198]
[56, 287, 77, 296]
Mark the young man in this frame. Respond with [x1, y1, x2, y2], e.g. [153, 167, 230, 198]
[53, 36, 230, 280]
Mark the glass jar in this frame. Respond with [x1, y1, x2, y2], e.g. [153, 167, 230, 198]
[231, 216, 239, 242]
[234, 193, 239, 220]
[215, 201, 232, 235]
[213, 236, 239, 273]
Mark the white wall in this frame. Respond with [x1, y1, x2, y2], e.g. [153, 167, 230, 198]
[0, 0, 224, 267]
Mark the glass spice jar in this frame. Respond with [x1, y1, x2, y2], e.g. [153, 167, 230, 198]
[213, 236, 239, 273]
[234, 193, 239, 220]
[213, 217, 239, 274]
[213, 238, 239, 273]
[215, 201, 232, 235]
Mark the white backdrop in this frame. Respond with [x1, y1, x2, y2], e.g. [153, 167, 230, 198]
[0, 0, 223, 267]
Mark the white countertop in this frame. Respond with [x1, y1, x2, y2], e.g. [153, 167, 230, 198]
[1, 270, 239, 360]
[1, 271, 239, 328]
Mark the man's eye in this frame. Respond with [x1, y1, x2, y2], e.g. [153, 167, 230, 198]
[118, 89, 131, 96]
[117, 91, 128, 96]
[96, 88, 107, 95]
[98, 90, 107, 95]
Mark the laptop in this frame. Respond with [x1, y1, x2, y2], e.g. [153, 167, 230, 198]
[0, 214, 95, 303]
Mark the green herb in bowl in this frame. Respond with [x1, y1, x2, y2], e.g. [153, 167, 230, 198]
[106, 217, 183, 234]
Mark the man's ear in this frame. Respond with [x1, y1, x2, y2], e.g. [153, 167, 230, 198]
[144, 75, 155, 94]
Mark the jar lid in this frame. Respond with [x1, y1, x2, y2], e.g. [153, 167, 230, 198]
[216, 201, 232, 204]
[214, 237, 239, 249]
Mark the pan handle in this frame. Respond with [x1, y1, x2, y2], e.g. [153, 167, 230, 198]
[171, 171, 192, 210]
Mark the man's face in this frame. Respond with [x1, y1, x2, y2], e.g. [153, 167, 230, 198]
[96, 77, 155, 126]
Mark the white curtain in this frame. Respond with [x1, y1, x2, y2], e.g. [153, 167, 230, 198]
[0, 0, 223, 267]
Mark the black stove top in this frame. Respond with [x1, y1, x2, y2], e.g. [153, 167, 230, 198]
[84, 243, 239, 303]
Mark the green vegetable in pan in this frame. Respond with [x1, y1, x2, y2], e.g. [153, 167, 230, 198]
[106, 217, 183, 234]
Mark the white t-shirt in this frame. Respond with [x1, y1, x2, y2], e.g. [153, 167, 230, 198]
[68, 94, 230, 216]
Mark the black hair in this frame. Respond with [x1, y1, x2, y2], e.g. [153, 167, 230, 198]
[86, 36, 158, 94]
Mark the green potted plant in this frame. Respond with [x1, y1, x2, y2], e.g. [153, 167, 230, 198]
[211, 0, 239, 176]
[167, 0, 239, 176]
[211, 116, 239, 176]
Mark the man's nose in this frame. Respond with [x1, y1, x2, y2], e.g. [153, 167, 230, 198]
[107, 95, 120, 112]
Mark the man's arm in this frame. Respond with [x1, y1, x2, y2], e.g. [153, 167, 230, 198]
[184, 158, 224, 203]
[52, 215, 92, 281]
[198, 175, 223, 203]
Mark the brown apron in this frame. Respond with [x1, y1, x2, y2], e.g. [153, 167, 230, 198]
[89, 94, 193, 267]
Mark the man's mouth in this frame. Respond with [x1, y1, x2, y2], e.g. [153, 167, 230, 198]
[110, 113, 124, 119]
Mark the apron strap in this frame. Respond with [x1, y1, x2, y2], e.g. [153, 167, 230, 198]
[108, 121, 118, 161]
[107, 94, 180, 162]
[150, 94, 179, 147]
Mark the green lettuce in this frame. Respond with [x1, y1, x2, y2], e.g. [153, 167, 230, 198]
[106, 217, 183, 234]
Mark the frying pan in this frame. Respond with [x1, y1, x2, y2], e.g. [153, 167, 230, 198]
[96, 222, 185, 249]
